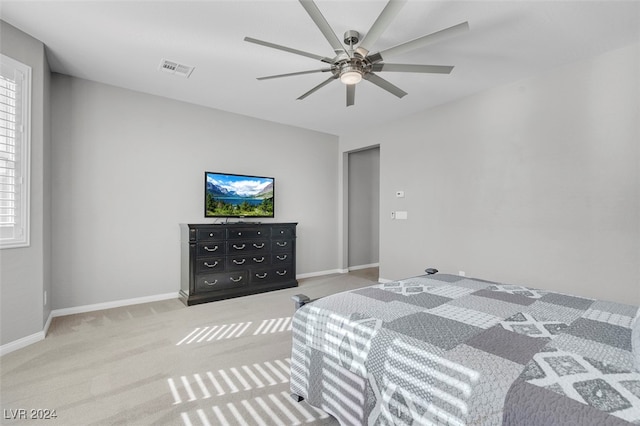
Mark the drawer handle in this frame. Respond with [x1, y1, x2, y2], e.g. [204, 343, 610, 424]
[204, 279, 218, 286]
[204, 245, 219, 252]
[276, 255, 287, 261]
[255, 273, 267, 279]
[204, 261, 219, 268]
[233, 244, 246, 250]
[253, 243, 265, 249]
[276, 242, 287, 247]
[276, 270, 287, 276]
[233, 259, 246, 265]
[253, 257, 265, 263]
[230, 276, 243, 283]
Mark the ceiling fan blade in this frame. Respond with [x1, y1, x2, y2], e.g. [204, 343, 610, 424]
[355, 0, 407, 58]
[297, 76, 338, 100]
[244, 37, 333, 64]
[298, 0, 346, 56]
[371, 63, 454, 74]
[257, 68, 333, 80]
[346, 84, 355, 107]
[370, 21, 469, 62]
[364, 73, 407, 98]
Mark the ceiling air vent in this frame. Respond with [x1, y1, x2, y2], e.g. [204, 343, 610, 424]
[158, 59, 194, 78]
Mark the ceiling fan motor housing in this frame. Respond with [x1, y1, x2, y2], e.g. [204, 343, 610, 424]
[343, 30, 360, 46]
[343, 57, 367, 72]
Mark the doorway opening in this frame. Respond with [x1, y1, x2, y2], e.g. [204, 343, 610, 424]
[347, 146, 380, 281]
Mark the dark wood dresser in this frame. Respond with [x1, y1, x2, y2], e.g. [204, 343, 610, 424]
[179, 222, 298, 305]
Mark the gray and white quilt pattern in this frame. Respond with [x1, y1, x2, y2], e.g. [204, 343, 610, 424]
[289, 274, 640, 425]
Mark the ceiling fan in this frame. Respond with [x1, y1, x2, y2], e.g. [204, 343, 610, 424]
[244, 0, 469, 107]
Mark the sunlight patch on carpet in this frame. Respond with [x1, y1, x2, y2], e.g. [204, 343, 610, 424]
[176, 322, 254, 345]
[254, 317, 293, 335]
[168, 358, 292, 403]
[176, 316, 293, 345]
[169, 357, 331, 425]
[180, 391, 329, 426]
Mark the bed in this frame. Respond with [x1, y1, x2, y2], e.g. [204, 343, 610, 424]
[289, 272, 640, 425]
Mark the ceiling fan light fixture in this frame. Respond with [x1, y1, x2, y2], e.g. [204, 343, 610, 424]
[340, 70, 363, 85]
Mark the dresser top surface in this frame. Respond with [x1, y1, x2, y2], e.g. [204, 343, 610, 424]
[182, 222, 297, 228]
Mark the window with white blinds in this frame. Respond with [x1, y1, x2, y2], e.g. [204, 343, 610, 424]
[0, 54, 31, 249]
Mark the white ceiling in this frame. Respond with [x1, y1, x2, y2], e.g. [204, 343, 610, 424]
[1, 1, 639, 136]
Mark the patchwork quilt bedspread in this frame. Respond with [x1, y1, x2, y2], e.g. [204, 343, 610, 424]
[289, 274, 640, 425]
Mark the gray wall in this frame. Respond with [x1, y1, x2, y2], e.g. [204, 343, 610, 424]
[3, 26, 638, 349]
[348, 147, 380, 268]
[0, 21, 51, 346]
[51, 75, 339, 309]
[341, 42, 640, 305]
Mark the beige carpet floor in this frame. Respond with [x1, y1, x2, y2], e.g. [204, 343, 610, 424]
[0, 268, 379, 425]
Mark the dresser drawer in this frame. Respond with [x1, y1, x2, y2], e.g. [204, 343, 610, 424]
[271, 266, 293, 282]
[249, 267, 272, 284]
[195, 257, 224, 274]
[196, 241, 224, 256]
[228, 240, 269, 254]
[196, 228, 226, 241]
[271, 239, 292, 252]
[272, 253, 292, 265]
[228, 227, 267, 240]
[195, 271, 247, 292]
[272, 226, 295, 238]
[250, 267, 293, 284]
[227, 254, 269, 270]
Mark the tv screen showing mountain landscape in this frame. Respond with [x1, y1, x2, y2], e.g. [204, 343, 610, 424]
[205, 172, 274, 217]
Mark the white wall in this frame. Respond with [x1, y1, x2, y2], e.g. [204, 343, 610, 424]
[51, 75, 339, 310]
[0, 21, 51, 346]
[341, 42, 640, 305]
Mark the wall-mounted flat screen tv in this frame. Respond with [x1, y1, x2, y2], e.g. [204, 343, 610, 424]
[205, 171, 274, 218]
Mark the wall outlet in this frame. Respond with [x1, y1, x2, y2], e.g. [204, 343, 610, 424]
[458, 271, 466, 277]
[396, 190, 405, 198]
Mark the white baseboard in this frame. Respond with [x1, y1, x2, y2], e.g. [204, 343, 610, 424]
[297, 269, 346, 279]
[348, 263, 379, 271]
[378, 277, 395, 284]
[297, 265, 381, 280]
[44, 310, 53, 336]
[51, 292, 179, 318]
[0, 330, 46, 357]
[1, 292, 179, 357]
